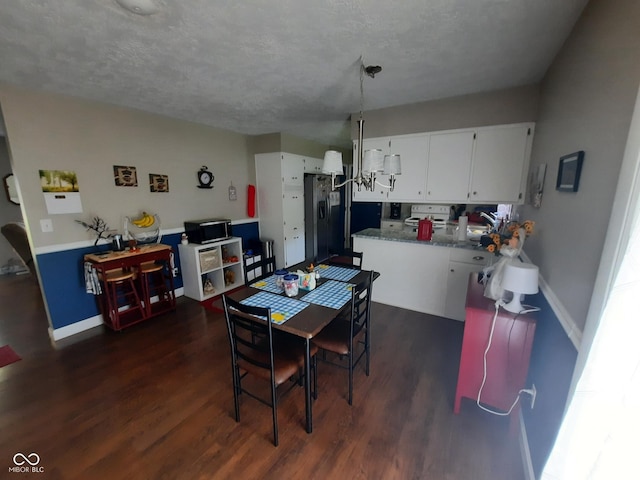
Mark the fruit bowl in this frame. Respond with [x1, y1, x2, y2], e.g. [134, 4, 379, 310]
[124, 213, 161, 245]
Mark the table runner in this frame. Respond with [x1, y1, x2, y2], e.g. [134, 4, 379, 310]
[316, 264, 359, 282]
[299, 280, 353, 309]
[250, 275, 283, 294]
[240, 291, 308, 324]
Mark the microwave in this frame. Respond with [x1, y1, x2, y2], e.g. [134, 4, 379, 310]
[183, 218, 232, 244]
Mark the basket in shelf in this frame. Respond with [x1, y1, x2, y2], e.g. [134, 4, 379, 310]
[124, 214, 162, 245]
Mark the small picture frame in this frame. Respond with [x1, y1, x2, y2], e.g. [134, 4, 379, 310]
[556, 151, 584, 192]
[114, 165, 138, 187]
[149, 173, 169, 192]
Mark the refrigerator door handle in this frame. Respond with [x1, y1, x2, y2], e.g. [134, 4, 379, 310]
[318, 200, 327, 219]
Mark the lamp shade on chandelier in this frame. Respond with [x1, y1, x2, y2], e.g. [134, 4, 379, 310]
[321, 58, 402, 192]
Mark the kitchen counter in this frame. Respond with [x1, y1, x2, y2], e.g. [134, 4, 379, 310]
[352, 229, 492, 320]
[352, 227, 485, 251]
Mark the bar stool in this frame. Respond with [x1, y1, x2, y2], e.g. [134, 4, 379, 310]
[101, 269, 144, 331]
[138, 261, 176, 317]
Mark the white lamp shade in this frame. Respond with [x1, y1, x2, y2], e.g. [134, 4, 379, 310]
[384, 154, 402, 175]
[501, 261, 539, 313]
[362, 149, 384, 174]
[322, 150, 343, 174]
[502, 262, 539, 295]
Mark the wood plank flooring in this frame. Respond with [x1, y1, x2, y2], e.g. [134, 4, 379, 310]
[0, 273, 524, 479]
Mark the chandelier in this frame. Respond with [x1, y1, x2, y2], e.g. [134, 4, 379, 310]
[322, 59, 401, 191]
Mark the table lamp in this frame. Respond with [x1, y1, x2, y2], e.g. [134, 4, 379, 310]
[501, 262, 539, 313]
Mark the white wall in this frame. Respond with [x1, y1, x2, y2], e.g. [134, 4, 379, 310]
[0, 83, 255, 250]
[521, 0, 640, 332]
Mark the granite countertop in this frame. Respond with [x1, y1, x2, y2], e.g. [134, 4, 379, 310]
[352, 228, 485, 251]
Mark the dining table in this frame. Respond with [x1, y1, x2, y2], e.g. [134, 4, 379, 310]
[225, 260, 379, 434]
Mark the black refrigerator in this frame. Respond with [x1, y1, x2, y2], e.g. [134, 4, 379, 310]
[304, 174, 343, 262]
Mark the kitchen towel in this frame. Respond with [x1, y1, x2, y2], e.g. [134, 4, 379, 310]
[458, 215, 468, 241]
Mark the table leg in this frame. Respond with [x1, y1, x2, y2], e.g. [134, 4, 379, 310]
[305, 338, 312, 433]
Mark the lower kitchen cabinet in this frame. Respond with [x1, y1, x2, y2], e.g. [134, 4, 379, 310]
[444, 249, 491, 321]
[178, 237, 244, 301]
[353, 232, 490, 320]
[353, 236, 449, 316]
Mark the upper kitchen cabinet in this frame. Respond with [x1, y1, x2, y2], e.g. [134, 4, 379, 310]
[469, 123, 534, 204]
[426, 130, 475, 202]
[281, 153, 305, 186]
[303, 156, 324, 174]
[352, 134, 429, 202]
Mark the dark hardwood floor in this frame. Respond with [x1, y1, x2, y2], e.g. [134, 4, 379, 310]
[0, 273, 524, 479]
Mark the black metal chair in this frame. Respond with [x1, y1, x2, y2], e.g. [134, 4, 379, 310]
[311, 270, 373, 405]
[243, 254, 277, 286]
[222, 295, 317, 446]
[327, 251, 363, 269]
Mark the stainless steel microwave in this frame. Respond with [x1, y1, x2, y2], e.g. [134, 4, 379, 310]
[183, 218, 232, 244]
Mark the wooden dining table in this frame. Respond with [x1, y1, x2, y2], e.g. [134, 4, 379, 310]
[225, 261, 378, 434]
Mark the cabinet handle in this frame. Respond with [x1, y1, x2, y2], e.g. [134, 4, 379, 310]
[473, 191, 478, 195]
[472, 256, 485, 261]
[450, 269, 454, 272]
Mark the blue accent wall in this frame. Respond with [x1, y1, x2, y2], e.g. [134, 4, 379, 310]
[522, 291, 577, 477]
[37, 223, 260, 332]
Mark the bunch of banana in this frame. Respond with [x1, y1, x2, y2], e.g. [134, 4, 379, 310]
[132, 212, 155, 228]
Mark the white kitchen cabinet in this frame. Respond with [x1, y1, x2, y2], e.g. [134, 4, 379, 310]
[444, 249, 491, 321]
[256, 152, 313, 268]
[352, 134, 429, 203]
[386, 134, 429, 202]
[352, 123, 534, 205]
[380, 220, 405, 230]
[303, 156, 324, 174]
[353, 236, 450, 316]
[179, 238, 244, 301]
[281, 154, 305, 186]
[469, 124, 534, 203]
[426, 130, 475, 202]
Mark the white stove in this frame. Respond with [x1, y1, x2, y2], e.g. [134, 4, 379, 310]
[404, 204, 450, 231]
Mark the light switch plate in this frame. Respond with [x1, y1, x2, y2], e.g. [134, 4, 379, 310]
[40, 219, 53, 233]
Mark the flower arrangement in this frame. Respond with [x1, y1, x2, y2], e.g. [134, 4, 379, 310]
[480, 220, 535, 255]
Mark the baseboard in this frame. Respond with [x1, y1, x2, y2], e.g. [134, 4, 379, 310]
[519, 411, 536, 480]
[49, 287, 185, 341]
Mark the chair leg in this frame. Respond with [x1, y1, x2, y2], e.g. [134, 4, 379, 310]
[232, 366, 241, 423]
[271, 380, 279, 447]
[313, 354, 318, 400]
[348, 346, 354, 406]
[365, 328, 371, 376]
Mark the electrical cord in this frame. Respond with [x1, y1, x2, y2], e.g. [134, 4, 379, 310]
[475, 301, 540, 416]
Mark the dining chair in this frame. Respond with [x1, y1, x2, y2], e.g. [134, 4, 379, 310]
[243, 254, 277, 286]
[327, 251, 363, 269]
[311, 270, 373, 405]
[222, 295, 316, 446]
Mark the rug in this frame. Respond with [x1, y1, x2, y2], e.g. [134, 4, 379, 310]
[201, 296, 224, 313]
[0, 345, 21, 368]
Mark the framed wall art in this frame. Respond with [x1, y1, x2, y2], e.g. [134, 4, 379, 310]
[149, 173, 169, 192]
[114, 165, 138, 187]
[556, 151, 584, 192]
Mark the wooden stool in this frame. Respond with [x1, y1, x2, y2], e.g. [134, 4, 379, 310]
[102, 269, 144, 331]
[138, 261, 176, 317]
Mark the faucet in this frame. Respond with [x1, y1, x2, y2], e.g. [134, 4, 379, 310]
[479, 212, 499, 229]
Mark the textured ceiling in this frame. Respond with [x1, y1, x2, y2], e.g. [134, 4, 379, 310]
[0, 0, 588, 147]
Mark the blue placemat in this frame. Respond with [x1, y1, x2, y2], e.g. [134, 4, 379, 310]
[240, 291, 308, 324]
[316, 264, 359, 282]
[299, 280, 353, 309]
[250, 275, 284, 294]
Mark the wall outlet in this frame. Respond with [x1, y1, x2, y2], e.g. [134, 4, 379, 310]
[522, 384, 537, 409]
[40, 219, 53, 233]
